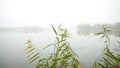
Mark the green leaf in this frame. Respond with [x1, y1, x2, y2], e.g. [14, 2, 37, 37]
[58, 23, 62, 29]
[95, 32, 104, 35]
[51, 25, 57, 35]
[98, 63, 106, 68]
[106, 29, 112, 32]
[26, 48, 35, 53]
[29, 55, 40, 63]
[41, 44, 52, 52]
[25, 45, 33, 50]
[28, 53, 40, 63]
[105, 46, 120, 62]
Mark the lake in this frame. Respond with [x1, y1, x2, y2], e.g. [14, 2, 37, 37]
[0, 24, 120, 68]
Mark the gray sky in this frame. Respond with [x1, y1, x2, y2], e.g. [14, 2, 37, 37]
[0, 0, 120, 27]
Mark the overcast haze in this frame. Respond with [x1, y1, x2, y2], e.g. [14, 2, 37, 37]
[0, 0, 120, 68]
[0, 0, 120, 27]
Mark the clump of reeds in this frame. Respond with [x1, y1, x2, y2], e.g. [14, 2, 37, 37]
[25, 24, 120, 68]
[93, 26, 120, 68]
[25, 24, 82, 68]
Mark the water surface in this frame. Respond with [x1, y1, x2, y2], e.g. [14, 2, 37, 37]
[0, 25, 120, 68]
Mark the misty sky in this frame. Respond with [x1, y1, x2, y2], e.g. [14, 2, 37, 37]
[0, 0, 120, 27]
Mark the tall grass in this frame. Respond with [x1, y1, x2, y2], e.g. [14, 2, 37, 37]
[25, 25, 120, 68]
[93, 25, 120, 68]
[25, 24, 82, 68]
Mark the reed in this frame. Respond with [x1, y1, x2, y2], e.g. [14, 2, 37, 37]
[25, 25, 120, 68]
[25, 24, 82, 68]
[93, 25, 120, 68]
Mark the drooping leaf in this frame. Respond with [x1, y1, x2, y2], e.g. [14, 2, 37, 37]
[95, 32, 104, 35]
[25, 39, 40, 64]
[26, 48, 35, 53]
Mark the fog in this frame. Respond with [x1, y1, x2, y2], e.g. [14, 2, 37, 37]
[0, 0, 120, 68]
[0, 0, 120, 28]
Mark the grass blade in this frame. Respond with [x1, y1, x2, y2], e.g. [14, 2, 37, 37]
[52, 25, 57, 35]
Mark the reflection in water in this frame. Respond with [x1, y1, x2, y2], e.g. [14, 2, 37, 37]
[77, 23, 120, 37]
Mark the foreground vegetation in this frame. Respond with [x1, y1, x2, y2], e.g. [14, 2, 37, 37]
[93, 26, 120, 68]
[25, 25, 120, 68]
[25, 24, 82, 68]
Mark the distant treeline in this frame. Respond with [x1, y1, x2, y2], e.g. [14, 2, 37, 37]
[0, 27, 43, 33]
[77, 23, 120, 30]
[77, 23, 120, 37]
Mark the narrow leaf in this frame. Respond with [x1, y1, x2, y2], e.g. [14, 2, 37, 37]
[52, 25, 57, 35]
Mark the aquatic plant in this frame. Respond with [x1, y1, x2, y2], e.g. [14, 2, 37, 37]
[25, 24, 120, 68]
[93, 25, 120, 68]
[25, 24, 82, 68]
[25, 38, 40, 63]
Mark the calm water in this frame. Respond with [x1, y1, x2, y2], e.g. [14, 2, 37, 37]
[0, 26, 120, 68]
